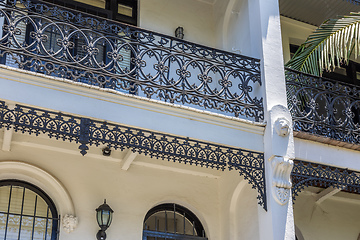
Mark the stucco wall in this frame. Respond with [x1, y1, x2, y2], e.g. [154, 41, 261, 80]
[218, 171, 260, 240]
[139, 0, 216, 47]
[139, 0, 257, 58]
[294, 192, 360, 240]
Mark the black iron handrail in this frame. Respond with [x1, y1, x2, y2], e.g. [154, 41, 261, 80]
[285, 67, 360, 144]
[0, 0, 263, 121]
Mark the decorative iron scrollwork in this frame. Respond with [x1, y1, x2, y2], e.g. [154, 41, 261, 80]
[292, 160, 360, 201]
[0, 0, 263, 121]
[0, 101, 266, 209]
[286, 68, 360, 144]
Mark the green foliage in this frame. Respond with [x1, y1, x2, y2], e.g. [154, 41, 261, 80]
[285, 13, 360, 76]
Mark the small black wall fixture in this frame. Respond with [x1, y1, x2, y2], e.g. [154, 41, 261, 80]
[102, 147, 111, 156]
[175, 26, 184, 39]
[96, 199, 114, 240]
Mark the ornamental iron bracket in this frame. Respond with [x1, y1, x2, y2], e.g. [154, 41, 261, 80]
[0, 101, 267, 210]
[291, 160, 360, 201]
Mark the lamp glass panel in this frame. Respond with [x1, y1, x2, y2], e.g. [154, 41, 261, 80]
[101, 211, 110, 226]
[0, 186, 10, 212]
[108, 212, 113, 226]
[97, 211, 102, 226]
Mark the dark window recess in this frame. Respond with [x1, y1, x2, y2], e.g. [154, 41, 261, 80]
[289, 44, 300, 59]
[41, 0, 137, 25]
[106, 0, 137, 25]
[41, 0, 112, 19]
[321, 61, 360, 86]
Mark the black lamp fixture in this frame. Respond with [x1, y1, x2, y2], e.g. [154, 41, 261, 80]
[175, 26, 184, 39]
[96, 199, 114, 240]
[102, 147, 111, 156]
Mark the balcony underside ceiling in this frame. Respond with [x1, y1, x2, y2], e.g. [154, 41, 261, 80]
[279, 0, 360, 26]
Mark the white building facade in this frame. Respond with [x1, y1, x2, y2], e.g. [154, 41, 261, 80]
[0, 0, 359, 239]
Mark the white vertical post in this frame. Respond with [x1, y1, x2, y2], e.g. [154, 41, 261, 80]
[247, 0, 296, 238]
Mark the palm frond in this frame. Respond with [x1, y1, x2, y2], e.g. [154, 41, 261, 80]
[285, 12, 360, 76]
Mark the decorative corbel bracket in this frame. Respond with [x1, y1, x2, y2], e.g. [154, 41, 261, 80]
[62, 214, 78, 233]
[274, 117, 291, 137]
[271, 156, 294, 205]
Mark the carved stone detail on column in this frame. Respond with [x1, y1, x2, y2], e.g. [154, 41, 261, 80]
[271, 156, 293, 205]
[274, 187, 291, 205]
[274, 117, 291, 137]
[62, 214, 78, 233]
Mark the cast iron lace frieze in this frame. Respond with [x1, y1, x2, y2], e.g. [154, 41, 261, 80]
[291, 160, 360, 201]
[0, 101, 266, 209]
[285, 68, 360, 144]
[0, 0, 263, 121]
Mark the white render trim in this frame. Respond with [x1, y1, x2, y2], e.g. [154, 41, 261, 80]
[315, 187, 342, 205]
[0, 161, 75, 216]
[280, 16, 317, 30]
[0, 69, 265, 152]
[0, 65, 266, 133]
[121, 150, 138, 170]
[294, 138, 360, 171]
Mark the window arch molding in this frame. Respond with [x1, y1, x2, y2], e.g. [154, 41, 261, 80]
[143, 202, 208, 240]
[0, 161, 75, 217]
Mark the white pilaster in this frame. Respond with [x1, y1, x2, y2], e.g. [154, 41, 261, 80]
[249, 0, 296, 238]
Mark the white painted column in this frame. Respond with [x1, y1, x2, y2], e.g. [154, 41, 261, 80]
[247, 0, 296, 239]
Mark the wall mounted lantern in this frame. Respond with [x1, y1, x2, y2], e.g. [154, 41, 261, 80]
[175, 26, 184, 39]
[96, 199, 114, 240]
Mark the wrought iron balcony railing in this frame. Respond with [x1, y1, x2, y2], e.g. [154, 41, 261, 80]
[0, 0, 263, 121]
[286, 68, 360, 144]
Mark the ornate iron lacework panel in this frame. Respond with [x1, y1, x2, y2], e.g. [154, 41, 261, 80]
[0, 0, 263, 121]
[346, 0, 360, 4]
[286, 68, 360, 144]
[291, 160, 360, 201]
[0, 101, 266, 209]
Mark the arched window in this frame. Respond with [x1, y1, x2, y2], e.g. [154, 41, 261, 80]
[143, 203, 207, 240]
[0, 180, 59, 240]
